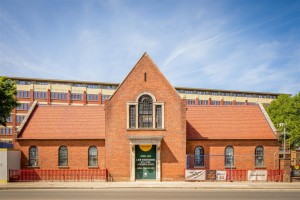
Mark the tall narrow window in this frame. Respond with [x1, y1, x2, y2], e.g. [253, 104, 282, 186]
[255, 146, 264, 167]
[129, 105, 136, 128]
[195, 146, 204, 167]
[128, 93, 164, 129]
[58, 146, 68, 166]
[138, 95, 153, 128]
[225, 146, 234, 167]
[88, 146, 98, 166]
[29, 146, 38, 166]
[155, 105, 162, 128]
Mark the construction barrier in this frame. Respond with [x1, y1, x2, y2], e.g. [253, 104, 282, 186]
[9, 169, 108, 182]
[185, 169, 283, 182]
[226, 170, 247, 181]
[267, 170, 283, 182]
[186, 154, 283, 182]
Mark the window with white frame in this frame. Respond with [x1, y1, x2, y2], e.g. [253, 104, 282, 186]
[225, 146, 234, 167]
[187, 99, 196, 105]
[255, 146, 264, 167]
[88, 146, 98, 166]
[16, 115, 25, 123]
[58, 146, 68, 166]
[0, 127, 12, 135]
[17, 90, 30, 98]
[195, 146, 204, 167]
[50, 92, 68, 100]
[6, 116, 13, 122]
[127, 93, 164, 129]
[29, 146, 38, 167]
[138, 95, 153, 128]
[34, 91, 47, 99]
[71, 93, 83, 100]
[16, 103, 30, 110]
[87, 94, 98, 101]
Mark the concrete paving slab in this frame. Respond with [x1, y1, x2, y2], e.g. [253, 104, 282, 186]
[1, 182, 300, 190]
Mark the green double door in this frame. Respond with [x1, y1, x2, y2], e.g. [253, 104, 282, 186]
[135, 145, 156, 180]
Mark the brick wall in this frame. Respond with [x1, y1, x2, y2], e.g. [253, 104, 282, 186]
[17, 140, 105, 169]
[105, 54, 186, 181]
[187, 140, 279, 170]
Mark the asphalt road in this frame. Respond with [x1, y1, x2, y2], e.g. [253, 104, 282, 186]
[0, 189, 299, 200]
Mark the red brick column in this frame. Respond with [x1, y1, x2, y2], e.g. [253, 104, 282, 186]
[83, 91, 87, 105]
[208, 98, 212, 105]
[30, 89, 34, 105]
[196, 98, 199, 105]
[12, 108, 16, 134]
[98, 93, 102, 105]
[245, 100, 248, 105]
[47, 89, 51, 105]
[280, 158, 291, 182]
[233, 100, 237, 105]
[220, 99, 224, 105]
[68, 90, 71, 105]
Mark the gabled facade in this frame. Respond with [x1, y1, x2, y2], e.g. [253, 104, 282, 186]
[14, 53, 279, 181]
[105, 53, 186, 181]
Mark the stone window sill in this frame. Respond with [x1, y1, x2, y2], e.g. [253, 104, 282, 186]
[255, 166, 266, 169]
[28, 166, 39, 168]
[225, 166, 236, 169]
[88, 166, 99, 169]
[194, 166, 205, 169]
[58, 166, 69, 169]
[127, 128, 166, 131]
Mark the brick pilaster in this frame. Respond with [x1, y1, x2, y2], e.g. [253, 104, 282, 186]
[68, 90, 71, 105]
[30, 89, 34, 106]
[83, 91, 87, 105]
[47, 89, 51, 105]
[220, 99, 224, 105]
[98, 93, 102, 105]
[233, 100, 237, 105]
[280, 158, 291, 182]
[12, 108, 16, 133]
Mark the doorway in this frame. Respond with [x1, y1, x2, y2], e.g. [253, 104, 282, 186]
[135, 144, 156, 180]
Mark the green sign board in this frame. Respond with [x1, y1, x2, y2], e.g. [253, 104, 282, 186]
[135, 144, 156, 180]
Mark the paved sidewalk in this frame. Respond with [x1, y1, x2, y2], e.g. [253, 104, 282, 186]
[1, 181, 300, 190]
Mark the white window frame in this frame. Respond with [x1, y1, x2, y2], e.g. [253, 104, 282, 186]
[127, 92, 165, 129]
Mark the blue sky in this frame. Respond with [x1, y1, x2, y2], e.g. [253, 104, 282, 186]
[0, 0, 299, 94]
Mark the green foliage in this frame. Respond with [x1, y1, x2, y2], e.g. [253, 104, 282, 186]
[0, 77, 19, 126]
[267, 92, 300, 149]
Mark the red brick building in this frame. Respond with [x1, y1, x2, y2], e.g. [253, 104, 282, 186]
[14, 53, 279, 181]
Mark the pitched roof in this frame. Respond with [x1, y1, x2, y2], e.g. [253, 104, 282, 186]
[186, 105, 277, 140]
[109, 52, 181, 101]
[18, 104, 105, 139]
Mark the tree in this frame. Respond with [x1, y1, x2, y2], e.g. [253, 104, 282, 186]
[0, 77, 19, 126]
[266, 92, 300, 149]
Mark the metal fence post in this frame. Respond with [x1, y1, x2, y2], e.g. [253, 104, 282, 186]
[230, 154, 233, 181]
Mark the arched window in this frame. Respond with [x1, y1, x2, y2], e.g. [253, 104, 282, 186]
[255, 146, 264, 167]
[29, 146, 38, 166]
[88, 146, 98, 166]
[138, 95, 153, 128]
[128, 92, 164, 129]
[225, 146, 234, 167]
[195, 146, 204, 167]
[58, 146, 68, 166]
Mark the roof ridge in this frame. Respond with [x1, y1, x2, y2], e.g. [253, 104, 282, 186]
[258, 103, 278, 139]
